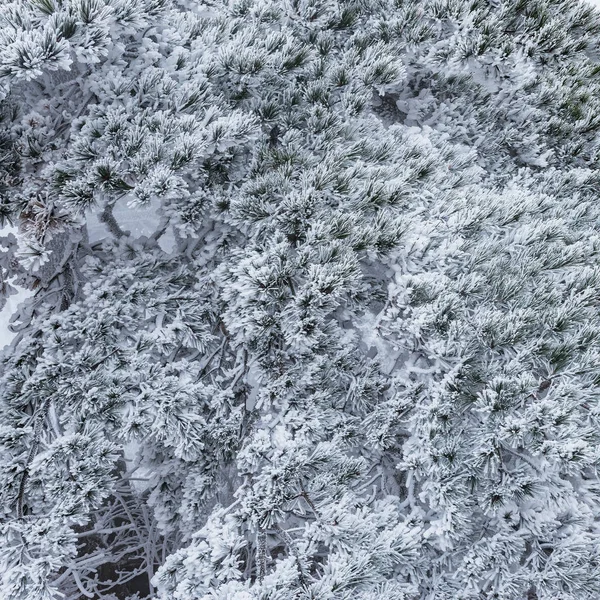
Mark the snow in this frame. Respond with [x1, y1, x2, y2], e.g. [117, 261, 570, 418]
[0, 226, 33, 349]
[86, 198, 176, 253]
[0, 282, 32, 348]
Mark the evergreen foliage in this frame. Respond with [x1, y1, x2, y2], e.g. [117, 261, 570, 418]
[0, 0, 600, 599]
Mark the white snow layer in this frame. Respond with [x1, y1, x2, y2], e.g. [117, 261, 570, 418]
[0, 225, 33, 349]
[86, 198, 176, 253]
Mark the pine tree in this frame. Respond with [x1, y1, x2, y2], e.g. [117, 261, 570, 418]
[0, 1, 600, 599]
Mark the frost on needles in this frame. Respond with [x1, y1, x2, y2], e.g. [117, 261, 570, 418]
[0, 0, 600, 599]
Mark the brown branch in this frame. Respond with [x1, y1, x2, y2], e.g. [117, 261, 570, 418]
[274, 524, 308, 588]
[16, 397, 50, 518]
[257, 529, 267, 583]
[99, 204, 128, 239]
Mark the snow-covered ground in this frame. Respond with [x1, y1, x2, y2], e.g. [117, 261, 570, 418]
[86, 199, 176, 253]
[0, 226, 32, 348]
[0, 282, 31, 348]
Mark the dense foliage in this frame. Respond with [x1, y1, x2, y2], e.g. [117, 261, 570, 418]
[1, 1, 600, 599]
